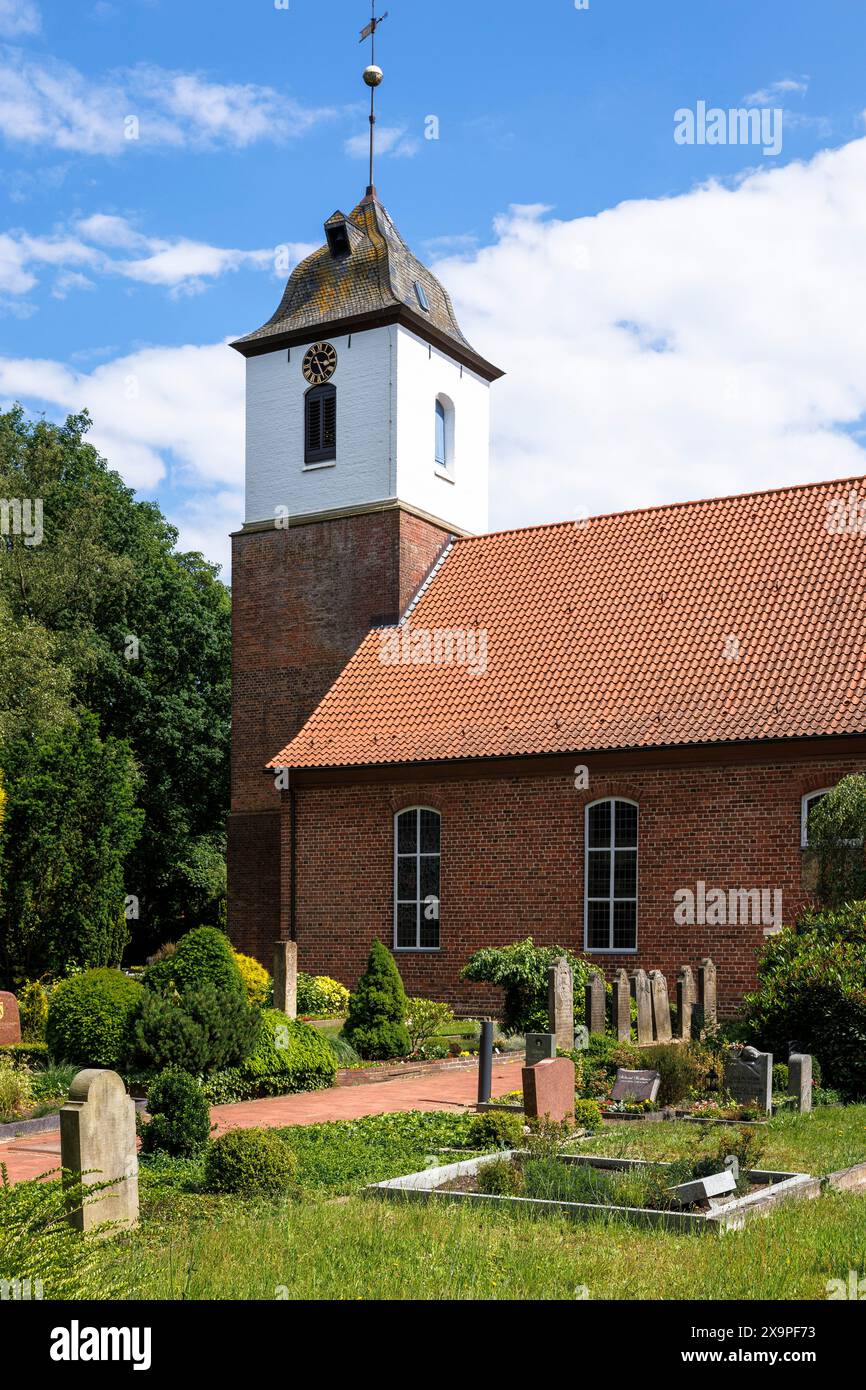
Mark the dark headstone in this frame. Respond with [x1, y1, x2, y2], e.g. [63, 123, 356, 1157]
[724, 1045, 772, 1113]
[610, 1068, 661, 1103]
[525, 1032, 557, 1068]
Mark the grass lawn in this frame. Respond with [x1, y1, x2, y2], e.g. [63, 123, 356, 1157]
[83, 1105, 866, 1301]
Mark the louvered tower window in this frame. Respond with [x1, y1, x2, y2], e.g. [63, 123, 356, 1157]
[305, 384, 337, 465]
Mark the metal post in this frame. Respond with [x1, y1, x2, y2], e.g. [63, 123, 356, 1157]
[477, 1020, 494, 1105]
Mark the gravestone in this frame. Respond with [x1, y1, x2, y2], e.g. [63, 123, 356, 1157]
[60, 1069, 139, 1235]
[676, 965, 696, 1041]
[788, 1053, 813, 1114]
[273, 940, 298, 1020]
[548, 956, 574, 1052]
[0, 992, 21, 1046]
[610, 1068, 661, 1104]
[723, 1045, 772, 1113]
[525, 1032, 557, 1068]
[522, 1057, 575, 1124]
[649, 970, 672, 1043]
[612, 968, 631, 1042]
[630, 969, 653, 1045]
[668, 1170, 736, 1207]
[696, 958, 717, 1033]
[585, 971, 606, 1036]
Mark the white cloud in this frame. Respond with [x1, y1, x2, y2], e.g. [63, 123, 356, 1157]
[0, 213, 314, 300]
[0, 47, 333, 154]
[435, 132, 866, 529]
[744, 76, 809, 104]
[0, 0, 39, 39]
[345, 125, 419, 160]
[0, 341, 245, 571]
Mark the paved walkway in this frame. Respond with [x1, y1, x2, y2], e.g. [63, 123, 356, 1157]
[0, 1057, 522, 1185]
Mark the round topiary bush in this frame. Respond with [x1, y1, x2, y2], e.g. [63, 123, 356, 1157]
[467, 1110, 525, 1149]
[343, 940, 411, 1061]
[46, 969, 143, 1068]
[204, 1127, 297, 1196]
[232, 951, 271, 1009]
[149, 926, 244, 1000]
[239, 1010, 337, 1095]
[141, 1068, 212, 1157]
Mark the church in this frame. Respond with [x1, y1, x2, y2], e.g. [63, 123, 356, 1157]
[227, 150, 866, 1018]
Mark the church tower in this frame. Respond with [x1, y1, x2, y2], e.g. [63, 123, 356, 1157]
[227, 31, 503, 964]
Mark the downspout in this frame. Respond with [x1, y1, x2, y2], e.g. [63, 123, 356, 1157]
[289, 784, 297, 943]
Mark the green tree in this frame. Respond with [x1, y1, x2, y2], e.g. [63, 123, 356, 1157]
[461, 938, 591, 1035]
[344, 940, 411, 1060]
[809, 776, 866, 908]
[0, 714, 142, 982]
[0, 407, 231, 953]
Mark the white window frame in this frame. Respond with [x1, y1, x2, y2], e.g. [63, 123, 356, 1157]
[393, 806, 441, 953]
[584, 797, 639, 954]
[801, 788, 833, 849]
[434, 393, 456, 480]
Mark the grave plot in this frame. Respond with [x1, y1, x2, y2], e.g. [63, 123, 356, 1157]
[367, 1149, 821, 1233]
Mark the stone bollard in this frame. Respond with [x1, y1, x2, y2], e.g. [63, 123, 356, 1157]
[273, 940, 298, 1020]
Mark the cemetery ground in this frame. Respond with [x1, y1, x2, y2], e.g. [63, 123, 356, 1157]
[76, 1107, 866, 1300]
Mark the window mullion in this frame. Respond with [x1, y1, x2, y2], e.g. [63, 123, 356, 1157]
[608, 802, 616, 950]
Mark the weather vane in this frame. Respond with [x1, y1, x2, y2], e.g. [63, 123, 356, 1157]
[360, 3, 388, 195]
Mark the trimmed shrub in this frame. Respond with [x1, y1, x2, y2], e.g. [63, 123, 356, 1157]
[146, 926, 243, 1000]
[466, 1110, 525, 1149]
[46, 969, 142, 1068]
[297, 973, 350, 1018]
[460, 938, 591, 1035]
[232, 951, 270, 1009]
[344, 940, 411, 1060]
[743, 909, 866, 1099]
[140, 1069, 211, 1157]
[127, 981, 260, 1076]
[204, 1127, 297, 1196]
[572, 1098, 603, 1131]
[18, 980, 49, 1042]
[477, 1156, 525, 1196]
[0, 1042, 48, 1066]
[240, 1010, 337, 1095]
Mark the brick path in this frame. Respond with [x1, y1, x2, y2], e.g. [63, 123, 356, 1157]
[0, 1057, 522, 1185]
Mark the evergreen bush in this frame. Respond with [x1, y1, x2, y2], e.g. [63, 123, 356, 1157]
[140, 1068, 211, 1157]
[204, 1128, 297, 1196]
[343, 940, 411, 1060]
[466, 1110, 524, 1149]
[127, 981, 260, 1075]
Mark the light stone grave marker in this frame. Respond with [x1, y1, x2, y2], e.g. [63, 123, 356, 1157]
[649, 970, 672, 1043]
[548, 956, 574, 1052]
[273, 939, 298, 1020]
[60, 1069, 139, 1236]
[676, 965, 696, 1041]
[697, 958, 717, 1033]
[585, 971, 606, 1035]
[612, 968, 631, 1042]
[630, 969, 653, 1045]
[788, 1054, 812, 1113]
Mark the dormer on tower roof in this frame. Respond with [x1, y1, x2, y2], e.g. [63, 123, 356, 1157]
[231, 192, 504, 382]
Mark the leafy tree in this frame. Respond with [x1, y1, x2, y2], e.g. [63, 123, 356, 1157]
[0, 407, 231, 954]
[808, 776, 866, 908]
[0, 714, 142, 982]
[461, 938, 591, 1035]
[344, 940, 411, 1060]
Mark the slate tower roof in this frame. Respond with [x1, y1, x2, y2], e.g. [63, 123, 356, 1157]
[231, 191, 503, 381]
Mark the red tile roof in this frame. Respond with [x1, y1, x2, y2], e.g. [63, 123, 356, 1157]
[271, 477, 866, 770]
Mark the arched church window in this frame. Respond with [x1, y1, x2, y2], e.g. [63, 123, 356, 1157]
[305, 384, 337, 465]
[394, 807, 441, 951]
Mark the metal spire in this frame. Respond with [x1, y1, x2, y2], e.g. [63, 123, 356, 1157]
[360, 3, 388, 197]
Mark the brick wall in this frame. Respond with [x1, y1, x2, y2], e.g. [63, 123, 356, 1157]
[228, 506, 453, 960]
[284, 750, 866, 1018]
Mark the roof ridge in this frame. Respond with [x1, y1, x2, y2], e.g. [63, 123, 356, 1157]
[453, 471, 866, 546]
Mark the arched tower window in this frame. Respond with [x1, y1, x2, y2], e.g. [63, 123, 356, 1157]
[305, 383, 337, 465]
[434, 394, 455, 474]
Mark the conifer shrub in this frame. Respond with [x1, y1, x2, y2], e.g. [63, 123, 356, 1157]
[140, 1068, 211, 1157]
[46, 969, 142, 1068]
[127, 981, 260, 1075]
[204, 1127, 297, 1196]
[343, 940, 411, 1060]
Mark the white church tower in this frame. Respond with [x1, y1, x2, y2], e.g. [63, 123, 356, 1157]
[232, 190, 502, 536]
[227, 22, 503, 963]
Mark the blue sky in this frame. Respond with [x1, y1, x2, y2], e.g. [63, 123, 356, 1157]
[2, 0, 866, 572]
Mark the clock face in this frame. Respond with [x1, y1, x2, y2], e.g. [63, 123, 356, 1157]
[302, 342, 337, 385]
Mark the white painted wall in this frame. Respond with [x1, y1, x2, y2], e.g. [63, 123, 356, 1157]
[244, 322, 491, 534]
